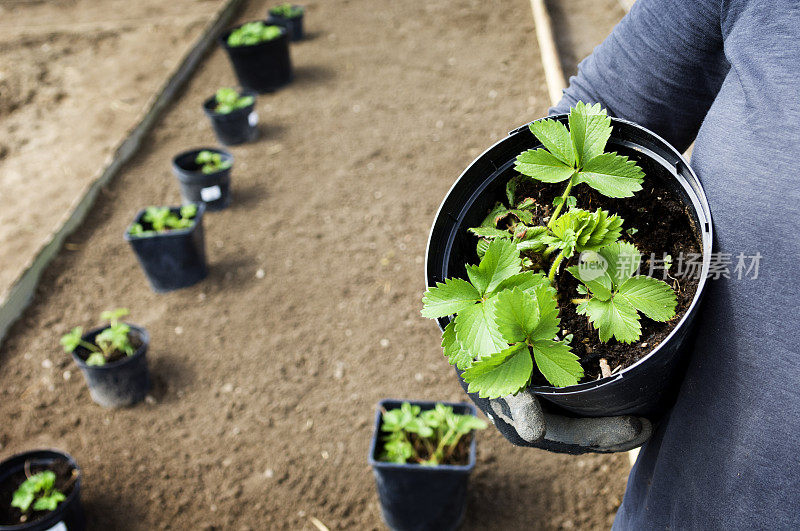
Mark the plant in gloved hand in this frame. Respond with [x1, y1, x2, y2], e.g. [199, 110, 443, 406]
[421, 102, 677, 397]
[379, 402, 486, 465]
[213, 87, 254, 114]
[60, 308, 136, 366]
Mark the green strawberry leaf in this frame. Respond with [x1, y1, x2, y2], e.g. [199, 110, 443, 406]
[466, 238, 521, 295]
[454, 299, 507, 358]
[462, 343, 533, 398]
[531, 339, 583, 387]
[568, 101, 611, 166]
[493, 288, 540, 344]
[421, 278, 481, 318]
[577, 152, 644, 198]
[529, 118, 575, 166]
[617, 275, 678, 322]
[442, 321, 474, 370]
[580, 297, 642, 343]
[515, 149, 576, 183]
[598, 241, 641, 288]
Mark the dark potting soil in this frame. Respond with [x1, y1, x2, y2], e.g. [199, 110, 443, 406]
[376, 432, 473, 467]
[496, 177, 701, 383]
[0, 459, 77, 526]
[74, 332, 143, 364]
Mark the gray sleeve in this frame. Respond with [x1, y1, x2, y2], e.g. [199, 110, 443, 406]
[550, 0, 729, 152]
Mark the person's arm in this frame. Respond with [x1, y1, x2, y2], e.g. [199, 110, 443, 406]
[551, 0, 729, 152]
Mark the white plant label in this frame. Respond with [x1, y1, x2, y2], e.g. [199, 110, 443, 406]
[248, 111, 258, 127]
[200, 185, 222, 202]
[46, 523, 67, 531]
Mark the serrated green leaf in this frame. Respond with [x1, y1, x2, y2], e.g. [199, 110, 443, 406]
[494, 288, 540, 344]
[492, 271, 550, 295]
[511, 209, 534, 224]
[529, 118, 575, 166]
[516, 197, 537, 210]
[468, 226, 512, 239]
[466, 238, 521, 295]
[531, 340, 583, 387]
[568, 101, 612, 166]
[421, 278, 481, 318]
[577, 152, 644, 198]
[618, 276, 677, 322]
[566, 261, 613, 301]
[598, 241, 641, 288]
[506, 176, 519, 205]
[476, 239, 489, 258]
[516, 226, 550, 253]
[462, 343, 533, 398]
[528, 281, 560, 341]
[481, 202, 510, 227]
[454, 300, 507, 358]
[442, 321, 474, 369]
[515, 149, 576, 183]
[581, 297, 642, 343]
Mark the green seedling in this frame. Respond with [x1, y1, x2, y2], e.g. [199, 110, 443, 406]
[11, 471, 66, 515]
[195, 150, 232, 175]
[129, 204, 197, 237]
[269, 3, 304, 18]
[421, 103, 678, 396]
[379, 402, 487, 465]
[227, 22, 283, 47]
[568, 242, 677, 343]
[213, 87, 254, 114]
[60, 308, 136, 366]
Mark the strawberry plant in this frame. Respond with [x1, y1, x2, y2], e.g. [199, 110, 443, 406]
[269, 3, 304, 18]
[421, 103, 678, 398]
[379, 402, 486, 465]
[129, 204, 197, 237]
[195, 150, 232, 175]
[60, 308, 136, 366]
[10, 471, 66, 515]
[227, 22, 283, 47]
[213, 87, 254, 114]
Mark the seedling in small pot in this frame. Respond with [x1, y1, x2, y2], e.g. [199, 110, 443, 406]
[196, 150, 232, 175]
[11, 471, 67, 516]
[422, 103, 678, 399]
[269, 3, 304, 18]
[61, 308, 135, 366]
[213, 87, 254, 114]
[129, 204, 197, 238]
[379, 402, 487, 466]
[227, 22, 283, 47]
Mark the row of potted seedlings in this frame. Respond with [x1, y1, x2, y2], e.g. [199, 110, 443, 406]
[0, 6, 310, 530]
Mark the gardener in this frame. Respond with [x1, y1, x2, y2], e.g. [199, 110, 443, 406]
[462, 0, 800, 528]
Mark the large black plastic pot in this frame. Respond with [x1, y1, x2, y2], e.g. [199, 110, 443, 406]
[171, 148, 233, 211]
[220, 23, 292, 93]
[0, 449, 84, 530]
[125, 204, 208, 293]
[368, 399, 477, 531]
[71, 324, 150, 408]
[202, 91, 258, 146]
[266, 7, 304, 41]
[426, 116, 713, 419]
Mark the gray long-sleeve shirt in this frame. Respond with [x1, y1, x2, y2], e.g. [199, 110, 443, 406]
[551, 0, 800, 528]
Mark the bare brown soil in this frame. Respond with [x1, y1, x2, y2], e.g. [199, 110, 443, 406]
[0, 0, 224, 303]
[0, 0, 630, 529]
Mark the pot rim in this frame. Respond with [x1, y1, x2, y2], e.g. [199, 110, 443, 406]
[367, 399, 477, 472]
[171, 148, 233, 178]
[70, 323, 149, 370]
[202, 90, 257, 118]
[425, 114, 714, 395]
[123, 203, 205, 242]
[0, 449, 82, 531]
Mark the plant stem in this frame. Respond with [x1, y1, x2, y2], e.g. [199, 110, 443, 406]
[547, 176, 575, 229]
[548, 252, 566, 281]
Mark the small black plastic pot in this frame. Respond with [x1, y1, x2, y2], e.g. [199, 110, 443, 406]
[202, 91, 258, 146]
[220, 23, 292, 93]
[368, 399, 477, 531]
[426, 116, 714, 419]
[171, 148, 233, 211]
[125, 204, 208, 293]
[71, 325, 150, 408]
[0, 449, 84, 530]
[266, 7, 304, 41]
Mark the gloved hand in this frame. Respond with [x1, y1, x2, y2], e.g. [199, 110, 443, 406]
[457, 371, 652, 454]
